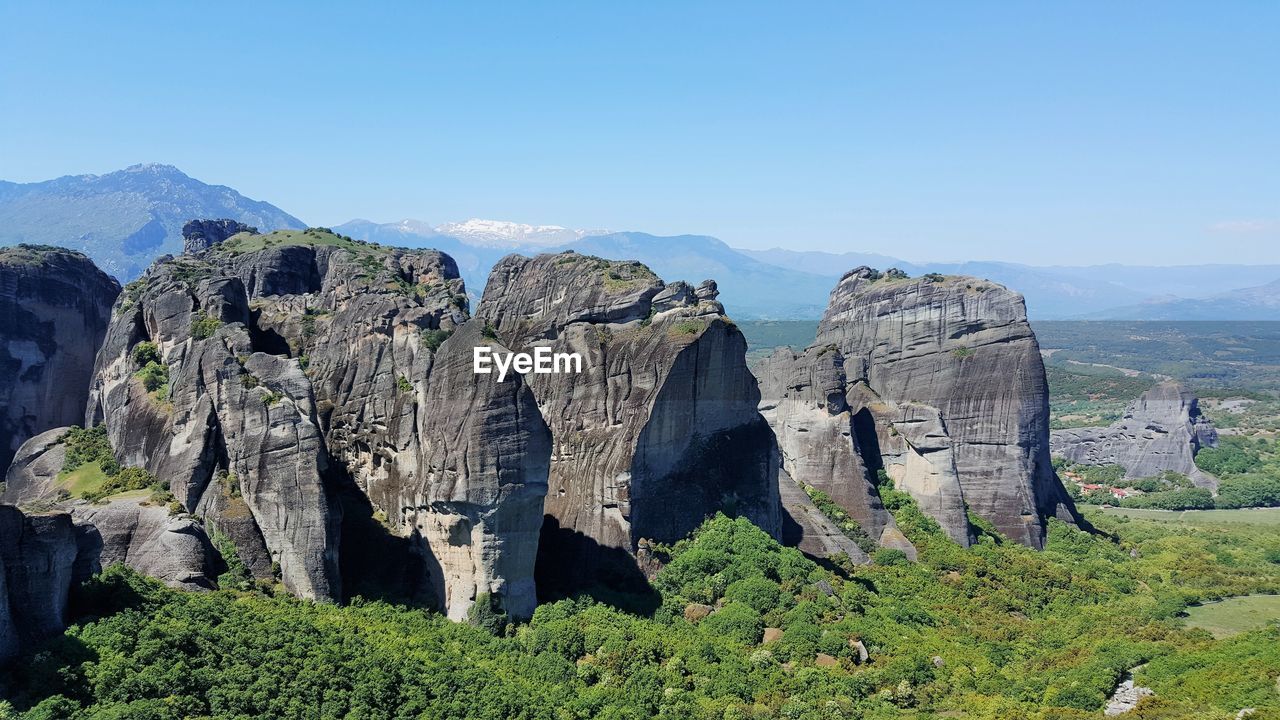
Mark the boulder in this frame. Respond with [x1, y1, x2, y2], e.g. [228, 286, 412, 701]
[1050, 382, 1219, 489]
[2, 426, 70, 505]
[763, 627, 783, 644]
[0, 245, 119, 477]
[815, 653, 840, 668]
[71, 497, 219, 591]
[684, 603, 714, 623]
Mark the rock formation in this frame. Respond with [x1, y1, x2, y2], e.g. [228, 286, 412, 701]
[72, 498, 220, 591]
[1050, 382, 1219, 489]
[182, 219, 258, 254]
[758, 268, 1078, 550]
[756, 346, 914, 559]
[476, 252, 781, 590]
[0, 505, 95, 665]
[1, 427, 69, 505]
[85, 227, 549, 618]
[0, 245, 119, 476]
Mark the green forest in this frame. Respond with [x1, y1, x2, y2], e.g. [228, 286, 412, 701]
[4, 487, 1278, 720]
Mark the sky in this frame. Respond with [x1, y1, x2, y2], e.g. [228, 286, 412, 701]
[1, 1, 1277, 265]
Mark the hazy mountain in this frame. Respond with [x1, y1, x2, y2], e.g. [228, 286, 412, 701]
[739, 247, 906, 276]
[1083, 278, 1280, 320]
[560, 232, 834, 319]
[338, 221, 834, 318]
[1045, 264, 1280, 300]
[0, 164, 305, 279]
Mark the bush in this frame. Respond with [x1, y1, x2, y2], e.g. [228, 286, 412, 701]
[421, 328, 452, 352]
[61, 425, 112, 472]
[724, 576, 783, 614]
[468, 592, 509, 635]
[136, 361, 169, 394]
[873, 548, 911, 566]
[191, 311, 221, 340]
[699, 602, 763, 645]
[130, 341, 160, 366]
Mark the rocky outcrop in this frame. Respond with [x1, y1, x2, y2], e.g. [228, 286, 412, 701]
[71, 498, 219, 591]
[758, 268, 1078, 550]
[182, 219, 258, 254]
[0, 505, 93, 665]
[400, 321, 550, 620]
[0, 245, 119, 476]
[477, 252, 781, 590]
[86, 229, 550, 618]
[1050, 382, 1219, 489]
[757, 346, 913, 556]
[2, 427, 69, 505]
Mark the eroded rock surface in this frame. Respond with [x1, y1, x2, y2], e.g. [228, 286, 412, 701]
[1050, 382, 1219, 489]
[86, 228, 549, 618]
[2, 426, 70, 505]
[0, 505, 93, 665]
[757, 346, 911, 556]
[0, 245, 119, 476]
[758, 268, 1078, 550]
[477, 252, 781, 589]
[72, 498, 219, 591]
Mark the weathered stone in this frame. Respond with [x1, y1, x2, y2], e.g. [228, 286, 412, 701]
[398, 320, 550, 621]
[811, 267, 1078, 548]
[757, 345, 910, 557]
[763, 627, 784, 644]
[2, 426, 70, 505]
[815, 653, 840, 668]
[71, 497, 218, 591]
[0, 246, 119, 476]
[0, 506, 87, 664]
[851, 639, 870, 664]
[182, 219, 258, 254]
[684, 603, 714, 623]
[478, 252, 780, 592]
[1050, 382, 1219, 489]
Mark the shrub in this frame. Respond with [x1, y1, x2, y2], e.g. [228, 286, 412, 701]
[191, 311, 221, 340]
[724, 576, 783, 614]
[130, 341, 160, 366]
[421, 328, 452, 352]
[699, 602, 763, 645]
[873, 548, 911, 566]
[468, 592, 509, 635]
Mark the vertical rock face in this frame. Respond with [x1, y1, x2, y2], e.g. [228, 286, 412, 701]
[755, 346, 913, 557]
[477, 252, 781, 590]
[402, 321, 550, 620]
[757, 268, 1078, 551]
[0, 506, 93, 665]
[2, 427, 69, 505]
[0, 245, 120, 476]
[815, 268, 1078, 548]
[86, 228, 548, 618]
[1050, 382, 1219, 489]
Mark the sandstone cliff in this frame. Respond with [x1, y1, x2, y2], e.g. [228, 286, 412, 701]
[1050, 382, 1219, 489]
[0, 245, 119, 476]
[477, 252, 781, 590]
[758, 268, 1078, 550]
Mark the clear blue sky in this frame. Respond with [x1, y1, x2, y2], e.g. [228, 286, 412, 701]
[1, 1, 1276, 265]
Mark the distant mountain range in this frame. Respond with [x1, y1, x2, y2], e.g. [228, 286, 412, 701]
[2, 164, 1277, 320]
[0, 164, 303, 278]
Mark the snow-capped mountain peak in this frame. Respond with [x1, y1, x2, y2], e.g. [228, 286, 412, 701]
[434, 218, 606, 247]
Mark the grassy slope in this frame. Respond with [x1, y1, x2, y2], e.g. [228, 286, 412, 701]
[1183, 595, 1280, 638]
